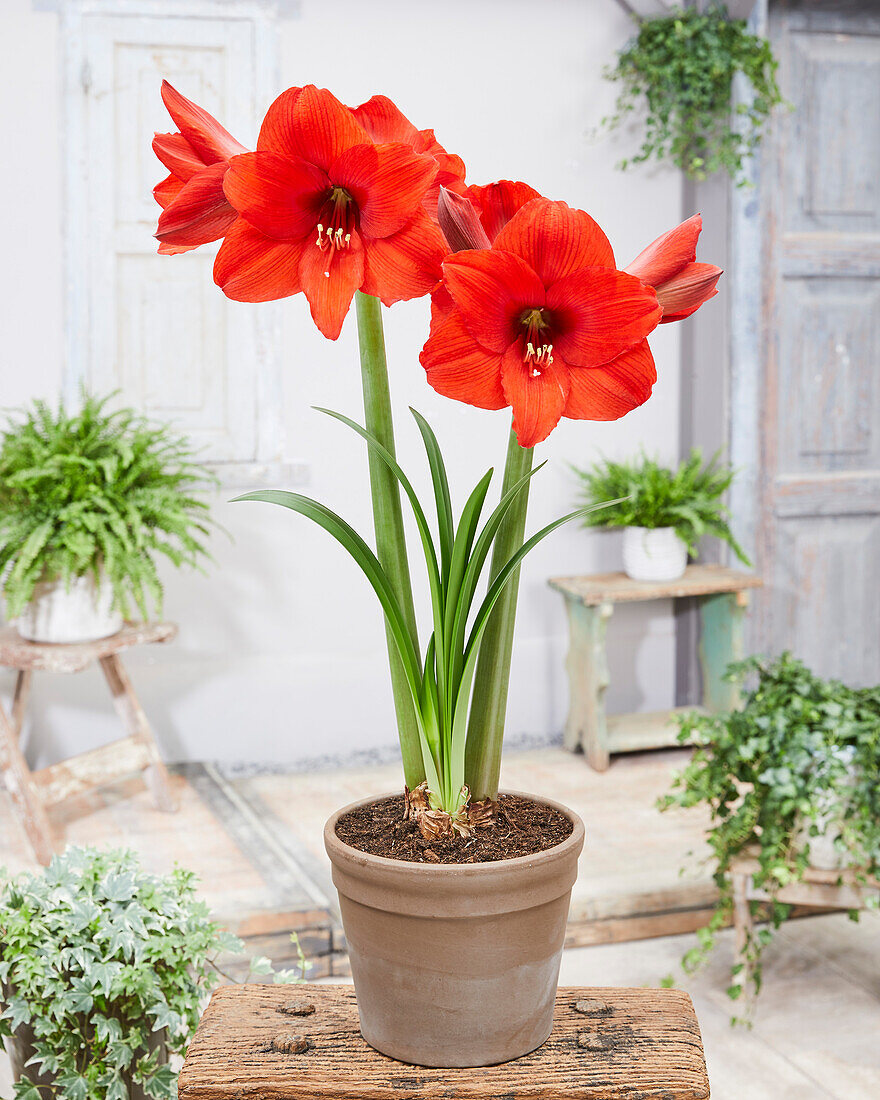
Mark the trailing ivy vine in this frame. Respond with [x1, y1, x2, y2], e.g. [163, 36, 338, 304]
[604, 3, 785, 183]
[659, 654, 880, 1021]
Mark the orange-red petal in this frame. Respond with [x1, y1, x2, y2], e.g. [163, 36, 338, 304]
[419, 308, 506, 411]
[494, 199, 615, 286]
[547, 267, 661, 367]
[152, 132, 207, 181]
[160, 81, 246, 165]
[222, 151, 327, 240]
[442, 249, 545, 354]
[656, 262, 722, 322]
[154, 173, 184, 210]
[257, 87, 304, 154]
[155, 163, 237, 251]
[564, 340, 656, 422]
[466, 180, 542, 243]
[501, 342, 570, 448]
[214, 217, 304, 302]
[625, 214, 702, 288]
[298, 232, 365, 340]
[332, 142, 438, 239]
[259, 85, 369, 174]
[351, 94, 420, 145]
[361, 211, 446, 305]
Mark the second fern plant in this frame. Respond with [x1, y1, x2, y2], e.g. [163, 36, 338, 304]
[573, 450, 749, 582]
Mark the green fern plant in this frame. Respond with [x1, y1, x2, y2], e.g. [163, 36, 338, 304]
[572, 449, 750, 564]
[0, 394, 215, 620]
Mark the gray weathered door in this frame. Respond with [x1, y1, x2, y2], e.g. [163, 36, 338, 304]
[755, 0, 880, 684]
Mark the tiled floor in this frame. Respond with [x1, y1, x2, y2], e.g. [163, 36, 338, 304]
[2, 746, 879, 1096]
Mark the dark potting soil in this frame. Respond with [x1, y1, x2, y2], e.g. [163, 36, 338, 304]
[335, 793, 574, 864]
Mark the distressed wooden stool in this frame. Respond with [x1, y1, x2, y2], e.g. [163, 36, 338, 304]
[549, 564, 762, 771]
[178, 984, 710, 1099]
[730, 852, 880, 996]
[0, 622, 178, 865]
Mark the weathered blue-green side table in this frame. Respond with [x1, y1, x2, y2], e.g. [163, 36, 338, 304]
[549, 564, 762, 771]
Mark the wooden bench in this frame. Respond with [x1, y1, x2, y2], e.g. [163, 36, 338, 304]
[549, 565, 762, 770]
[730, 853, 880, 995]
[178, 984, 710, 1099]
[0, 622, 178, 864]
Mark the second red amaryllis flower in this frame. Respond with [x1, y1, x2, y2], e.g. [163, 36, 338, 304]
[420, 198, 662, 448]
[153, 81, 247, 256]
[215, 85, 448, 340]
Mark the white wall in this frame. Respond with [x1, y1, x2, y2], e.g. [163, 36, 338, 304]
[0, 0, 690, 769]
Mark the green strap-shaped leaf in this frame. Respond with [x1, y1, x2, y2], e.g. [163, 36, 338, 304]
[314, 407, 450, 728]
[410, 408, 454, 586]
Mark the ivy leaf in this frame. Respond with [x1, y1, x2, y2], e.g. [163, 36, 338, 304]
[13, 1083, 43, 1100]
[144, 1064, 177, 1100]
[147, 1002, 182, 1034]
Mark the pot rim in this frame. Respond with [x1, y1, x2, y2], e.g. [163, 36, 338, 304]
[324, 788, 585, 876]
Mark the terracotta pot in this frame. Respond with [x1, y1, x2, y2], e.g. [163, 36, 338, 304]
[324, 791, 584, 1067]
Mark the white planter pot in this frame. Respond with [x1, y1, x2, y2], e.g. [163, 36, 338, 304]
[13, 573, 123, 644]
[794, 750, 858, 871]
[622, 526, 688, 582]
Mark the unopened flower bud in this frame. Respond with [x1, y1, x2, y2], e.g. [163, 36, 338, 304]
[437, 186, 492, 252]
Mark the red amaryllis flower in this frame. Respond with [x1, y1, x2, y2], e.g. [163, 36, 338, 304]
[351, 95, 467, 218]
[420, 199, 662, 448]
[153, 81, 247, 256]
[215, 85, 448, 340]
[625, 214, 722, 322]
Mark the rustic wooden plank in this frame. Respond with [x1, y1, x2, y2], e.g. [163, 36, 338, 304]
[730, 854, 880, 890]
[606, 707, 704, 752]
[548, 564, 762, 607]
[565, 907, 719, 948]
[11, 670, 31, 738]
[31, 736, 152, 805]
[698, 591, 748, 713]
[0, 695, 55, 865]
[0, 622, 177, 673]
[178, 984, 709, 1100]
[561, 599, 612, 768]
[99, 654, 178, 812]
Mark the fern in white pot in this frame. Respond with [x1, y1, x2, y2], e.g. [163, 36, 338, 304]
[573, 450, 750, 582]
[0, 394, 215, 643]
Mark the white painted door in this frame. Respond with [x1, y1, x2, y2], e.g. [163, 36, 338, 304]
[63, 1, 283, 481]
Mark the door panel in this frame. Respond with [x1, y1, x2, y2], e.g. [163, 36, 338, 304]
[63, 3, 282, 479]
[758, 1, 880, 684]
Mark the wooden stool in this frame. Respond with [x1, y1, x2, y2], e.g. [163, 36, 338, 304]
[178, 984, 710, 1099]
[0, 622, 179, 865]
[549, 564, 762, 771]
[730, 852, 880, 995]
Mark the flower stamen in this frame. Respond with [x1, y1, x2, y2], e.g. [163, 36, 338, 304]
[524, 341, 554, 376]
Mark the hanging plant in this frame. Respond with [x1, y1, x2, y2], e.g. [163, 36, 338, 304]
[603, 3, 785, 183]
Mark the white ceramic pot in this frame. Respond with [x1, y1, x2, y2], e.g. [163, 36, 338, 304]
[13, 573, 123, 644]
[794, 749, 857, 871]
[622, 526, 688, 582]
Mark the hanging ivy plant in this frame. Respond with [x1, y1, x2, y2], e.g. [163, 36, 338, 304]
[603, 3, 785, 183]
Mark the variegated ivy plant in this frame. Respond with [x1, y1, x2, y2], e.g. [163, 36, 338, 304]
[0, 848, 303, 1100]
